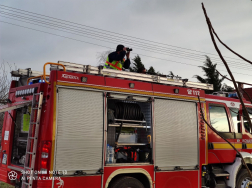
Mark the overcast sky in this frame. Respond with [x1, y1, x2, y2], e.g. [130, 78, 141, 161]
[0, 0, 252, 87]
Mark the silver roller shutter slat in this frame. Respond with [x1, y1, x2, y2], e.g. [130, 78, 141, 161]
[55, 88, 103, 172]
[155, 99, 198, 169]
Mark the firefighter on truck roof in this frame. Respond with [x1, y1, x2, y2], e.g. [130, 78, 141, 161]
[104, 44, 131, 71]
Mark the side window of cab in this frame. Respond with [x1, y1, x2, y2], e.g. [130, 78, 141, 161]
[243, 108, 252, 133]
[229, 108, 240, 133]
[209, 105, 230, 132]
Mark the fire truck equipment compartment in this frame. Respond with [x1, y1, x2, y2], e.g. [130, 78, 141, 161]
[107, 97, 152, 164]
[11, 107, 31, 166]
[155, 99, 198, 170]
[114, 102, 144, 120]
[55, 88, 103, 174]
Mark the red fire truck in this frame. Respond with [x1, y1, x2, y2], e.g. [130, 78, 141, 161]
[0, 61, 252, 188]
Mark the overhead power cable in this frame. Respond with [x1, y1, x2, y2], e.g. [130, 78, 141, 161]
[0, 10, 226, 61]
[0, 4, 246, 63]
[0, 20, 251, 78]
[0, 8, 250, 71]
[0, 11, 251, 71]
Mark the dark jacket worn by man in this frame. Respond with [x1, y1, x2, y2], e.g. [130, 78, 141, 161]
[104, 45, 131, 70]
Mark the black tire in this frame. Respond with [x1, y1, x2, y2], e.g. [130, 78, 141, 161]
[109, 176, 145, 188]
[236, 169, 252, 188]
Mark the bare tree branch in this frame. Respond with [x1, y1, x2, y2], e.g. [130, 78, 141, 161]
[202, 2, 252, 179]
[96, 50, 113, 66]
[0, 60, 13, 105]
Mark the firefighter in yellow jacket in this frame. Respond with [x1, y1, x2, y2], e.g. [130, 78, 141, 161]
[104, 45, 131, 71]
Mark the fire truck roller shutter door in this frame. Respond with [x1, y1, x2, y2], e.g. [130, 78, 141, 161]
[154, 99, 198, 170]
[55, 88, 103, 174]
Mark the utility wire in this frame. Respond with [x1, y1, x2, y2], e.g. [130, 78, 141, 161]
[0, 10, 226, 61]
[1, 20, 251, 78]
[0, 20, 112, 49]
[0, 11, 217, 60]
[0, 8, 246, 67]
[0, 12, 249, 70]
[0, 4, 246, 62]
[0, 11, 251, 71]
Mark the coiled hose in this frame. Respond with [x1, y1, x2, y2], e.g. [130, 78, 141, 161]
[114, 102, 144, 121]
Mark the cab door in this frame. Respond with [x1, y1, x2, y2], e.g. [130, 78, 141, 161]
[207, 102, 236, 163]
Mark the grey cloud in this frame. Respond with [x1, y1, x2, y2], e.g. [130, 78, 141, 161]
[0, 0, 252, 84]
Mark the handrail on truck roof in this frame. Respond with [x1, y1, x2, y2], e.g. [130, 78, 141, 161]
[11, 61, 213, 90]
[43, 62, 66, 84]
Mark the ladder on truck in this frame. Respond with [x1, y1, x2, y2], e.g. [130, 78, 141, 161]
[52, 61, 214, 90]
[11, 61, 214, 91]
[21, 92, 43, 188]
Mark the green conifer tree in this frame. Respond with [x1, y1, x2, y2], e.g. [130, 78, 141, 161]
[194, 56, 225, 94]
[129, 55, 145, 72]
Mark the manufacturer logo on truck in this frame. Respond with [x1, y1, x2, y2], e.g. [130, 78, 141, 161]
[62, 74, 79, 80]
[243, 139, 252, 143]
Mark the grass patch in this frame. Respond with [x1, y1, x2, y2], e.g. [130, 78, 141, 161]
[0, 181, 14, 188]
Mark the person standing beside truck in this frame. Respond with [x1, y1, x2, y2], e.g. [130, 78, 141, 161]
[104, 44, 131, 70]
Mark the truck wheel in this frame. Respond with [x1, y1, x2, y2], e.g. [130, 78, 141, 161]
[236, 169, 252, 188]
[109, 176, 144, 188]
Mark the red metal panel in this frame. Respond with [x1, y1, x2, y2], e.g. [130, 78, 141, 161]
[153, 83, 205, 98]
[8, 83, 47, 103]
[57, 71, 105, 86]
[206, 94, 250, 104]
[241, 132, 252, 154]
[51, 175, 101, 188]
[105, 77, 153, 93]
[198, 103, 206, 165]
[36, 179, 52, 188]
[155, 170, 198, 188]
[206, 101, 236, 163]
[103, 165, 154, 188]
[0, 167, 9, 183]
[241, 88, 252, 102]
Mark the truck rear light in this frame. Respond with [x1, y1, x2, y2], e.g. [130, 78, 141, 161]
[41, 141, 51, 158]
[41, 159, 48, 169]
[40, 141, 51, 174]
